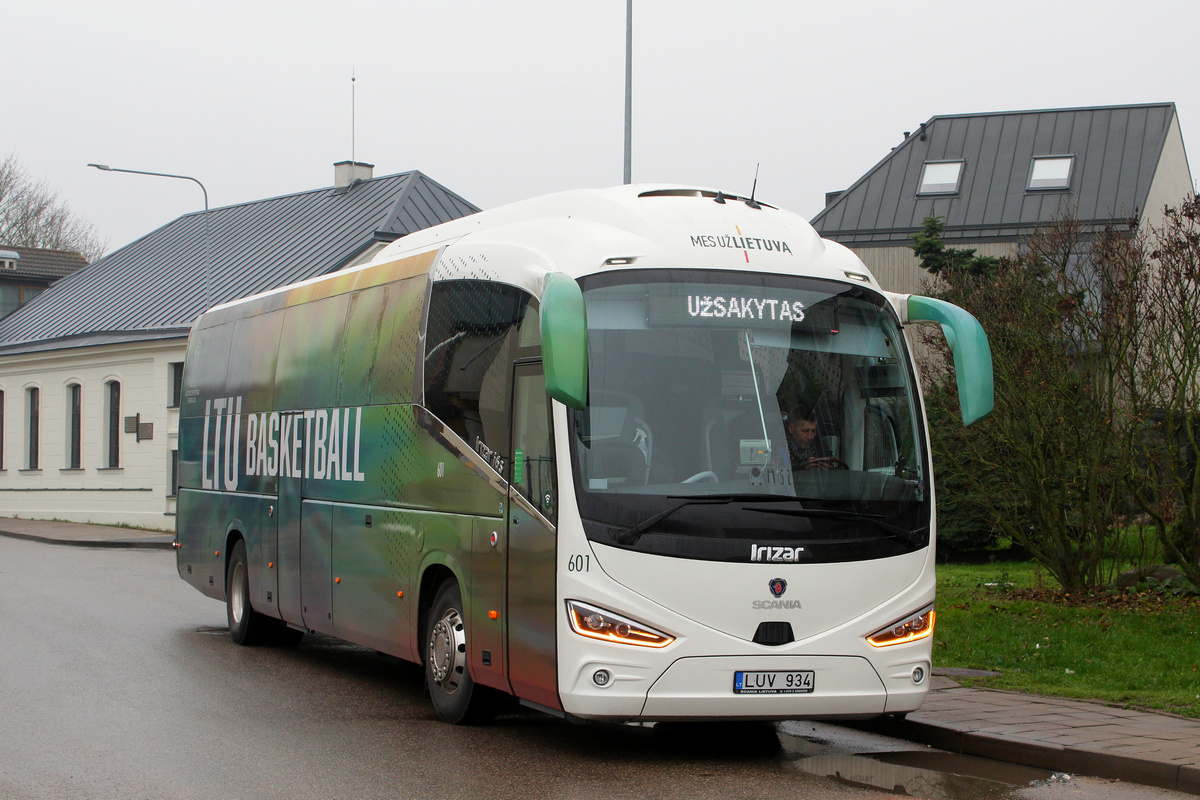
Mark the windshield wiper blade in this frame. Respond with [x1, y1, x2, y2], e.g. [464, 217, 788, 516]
[613, 494, 796, 545]
[746, 506, 926, 545]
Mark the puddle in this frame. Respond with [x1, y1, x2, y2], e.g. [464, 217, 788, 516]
[792, 751, 1058, 799]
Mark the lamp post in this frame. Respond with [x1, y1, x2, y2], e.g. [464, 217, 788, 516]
[624, 0, 632, 184]
[87, 163, 213, 309]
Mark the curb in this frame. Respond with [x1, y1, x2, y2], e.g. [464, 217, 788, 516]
[0, 529, 175, 550]
[858, 716, 1200, 795]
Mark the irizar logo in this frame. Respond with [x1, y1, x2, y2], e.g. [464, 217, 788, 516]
[750, 543, 804, 563]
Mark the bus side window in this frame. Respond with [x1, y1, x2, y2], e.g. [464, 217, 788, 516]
[227, 310, 285, 413]
[276, 294, 351, 411]
[423, 281, 533, 460]
[339, 278, 426, 407]
[182, 320, 235, 415]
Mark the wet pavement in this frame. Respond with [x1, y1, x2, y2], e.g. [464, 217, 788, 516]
[3, 516, 1198, 796]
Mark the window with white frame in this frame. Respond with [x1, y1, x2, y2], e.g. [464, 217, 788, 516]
[104, 380, 121, 468]
[66, 383, 82, 469]
[26, 387, 39, 469]
[918, 160, 964, 195]
[1028, 156, 1074, 190]
[169, 362, 184, 407]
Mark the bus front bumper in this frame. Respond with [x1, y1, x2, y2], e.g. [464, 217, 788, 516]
[561, 654, 930, 722]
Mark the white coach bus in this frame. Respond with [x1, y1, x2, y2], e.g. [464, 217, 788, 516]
[175, 184, 992, 724]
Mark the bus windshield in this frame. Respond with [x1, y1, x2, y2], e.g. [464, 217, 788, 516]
[571, 269, 930, 562]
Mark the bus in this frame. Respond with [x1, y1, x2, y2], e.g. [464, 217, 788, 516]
[175, 184, 992, 724]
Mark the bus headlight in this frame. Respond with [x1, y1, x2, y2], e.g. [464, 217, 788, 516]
[566, 600, 675, 648]
[866, 604, 935, 647]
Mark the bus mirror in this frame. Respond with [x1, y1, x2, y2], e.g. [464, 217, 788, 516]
[541, 273, 588, 410]
[907, 295, 994, 426]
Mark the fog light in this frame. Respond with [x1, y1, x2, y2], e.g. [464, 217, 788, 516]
[912, 666, 926, 684]
[593, 669, 612, 687]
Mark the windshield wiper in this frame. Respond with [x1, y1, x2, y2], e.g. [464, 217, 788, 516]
[612, 494, 796, 545]
[746, 506, 927, 545]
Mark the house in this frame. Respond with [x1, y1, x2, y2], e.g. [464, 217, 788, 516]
[0, 163, 478, 529]
[0, 246, 88, 318]
[811, 103, 1194, 294]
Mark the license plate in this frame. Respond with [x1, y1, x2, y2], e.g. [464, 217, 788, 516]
[733, 670, 815, 694]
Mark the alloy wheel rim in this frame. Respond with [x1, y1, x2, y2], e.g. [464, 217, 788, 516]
[428, 608, 466, 693]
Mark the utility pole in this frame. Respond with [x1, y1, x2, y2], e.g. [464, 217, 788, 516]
[624, 0, 632, 184]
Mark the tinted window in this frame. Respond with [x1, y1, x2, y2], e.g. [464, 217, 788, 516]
[181, 322, 235, 418]
[340, 277, 426, 407]
[276, 294, 350, 410]
[424, 281, 538, 462]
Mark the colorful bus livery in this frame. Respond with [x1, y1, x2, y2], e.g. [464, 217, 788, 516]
[200, 399, 369, 488]
[176, 184, 993, 725]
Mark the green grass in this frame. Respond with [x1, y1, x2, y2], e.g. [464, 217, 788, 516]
[934, 561, 1200, 718]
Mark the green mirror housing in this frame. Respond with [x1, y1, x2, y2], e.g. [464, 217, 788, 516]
[908, 295, 994, 426]
[541, 273, 589, 409]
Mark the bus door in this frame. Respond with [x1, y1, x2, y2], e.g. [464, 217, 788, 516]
[506, 361, 560, 710]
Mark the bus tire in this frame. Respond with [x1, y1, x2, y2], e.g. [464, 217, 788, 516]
[226, 539, 270, 646]
[425, 581, 485, 724]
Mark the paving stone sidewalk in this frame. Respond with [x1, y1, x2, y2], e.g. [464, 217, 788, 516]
[865, 675, 1200, 795]
[3, 517, 1198, 794]
[0, 516, 174, 549]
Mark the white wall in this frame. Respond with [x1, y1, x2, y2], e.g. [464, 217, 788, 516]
[1140, 113, 1195, 234]
[0, 337, 187, 531]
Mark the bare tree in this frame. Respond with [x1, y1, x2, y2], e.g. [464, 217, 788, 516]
[0, 154, 107, 261]
[1132, 196, 1200, 585]
[916, 216, 1151, 592]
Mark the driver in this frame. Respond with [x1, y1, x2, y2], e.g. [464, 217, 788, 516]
[786, 403, 839, 471]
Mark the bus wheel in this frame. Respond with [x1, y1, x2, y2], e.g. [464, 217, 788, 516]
[425, 581, 483, 724]
[226, 540, 269, 646]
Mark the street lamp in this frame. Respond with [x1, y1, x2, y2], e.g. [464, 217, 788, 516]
[87, 163, 213, 309]
[624, 0, 632, 184]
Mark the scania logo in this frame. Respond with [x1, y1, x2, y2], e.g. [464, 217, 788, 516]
[753, 579, 801, 610]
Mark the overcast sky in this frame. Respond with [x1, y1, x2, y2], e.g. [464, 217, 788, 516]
[7, 0, 1200, 254]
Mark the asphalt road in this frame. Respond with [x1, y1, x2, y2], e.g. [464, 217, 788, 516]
[0, 537, 1192, 800]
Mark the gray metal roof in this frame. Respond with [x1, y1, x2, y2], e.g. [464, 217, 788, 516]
[0, 171, 478, 352]
[811, 103, 1180, 245]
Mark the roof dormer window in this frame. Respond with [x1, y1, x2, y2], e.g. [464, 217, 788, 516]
[1028, 156, 1074, 190]
[0, 249, 19, 270]
[917, 161, 964, 195]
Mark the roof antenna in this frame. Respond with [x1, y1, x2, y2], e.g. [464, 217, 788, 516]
[351, 69, 357, 165]
[745, 163, 762, 209]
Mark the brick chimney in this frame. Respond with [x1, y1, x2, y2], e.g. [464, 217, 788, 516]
[334, 160, 374, 188]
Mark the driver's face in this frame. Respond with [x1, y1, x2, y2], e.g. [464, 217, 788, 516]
[791, 420, 817, 447]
